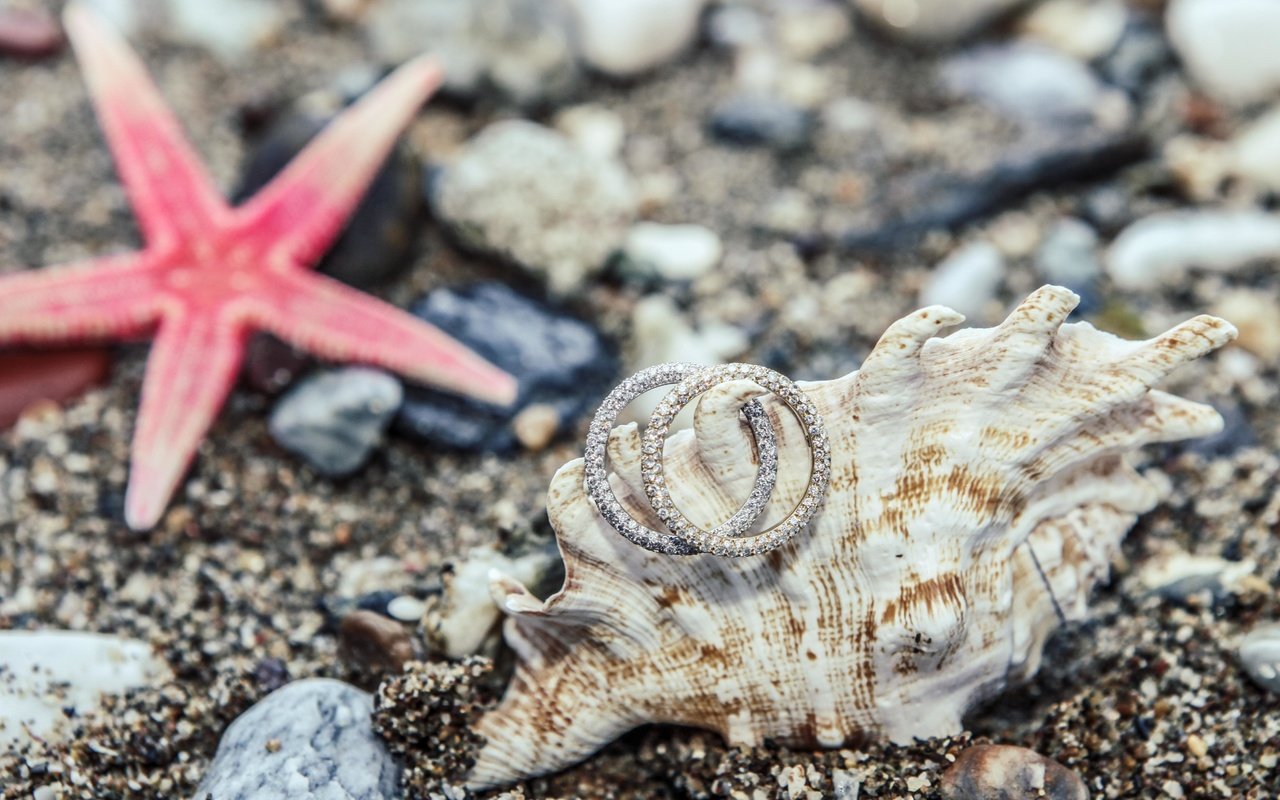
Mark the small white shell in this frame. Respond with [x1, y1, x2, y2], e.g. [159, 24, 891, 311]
[467, 286, 1236, 788]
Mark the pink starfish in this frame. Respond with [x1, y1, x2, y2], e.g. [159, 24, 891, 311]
[0, 4, 517, 530]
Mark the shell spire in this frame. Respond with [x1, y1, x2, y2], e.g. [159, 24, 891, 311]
[468, 286, 1236, 788]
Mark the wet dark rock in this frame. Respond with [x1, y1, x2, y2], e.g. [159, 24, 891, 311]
[940, 744, 1087, 800]
[195, 679, 399, 800]
[244, 333, 311, 395]
[0, 8, 63, 60]
[395, 283, 616, 452]
[839, 130, 1147, 252]
[234, 113, 420, 290]
[339, 610, 418, 676]
[1099, 17, 1173, 97]
[268, 368, 403, 478]
[709, 95, 814, 152]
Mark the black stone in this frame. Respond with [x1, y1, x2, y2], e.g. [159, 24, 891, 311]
[709, 95, 814, 152]
[837, 129, 1148, 253]
[395, 283, 617, 451]
[233, 113, 420, 290]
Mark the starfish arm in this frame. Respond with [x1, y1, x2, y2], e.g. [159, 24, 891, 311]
[0, 253, 163, 344]
[253, 271, 518, 406]
[125, 309, 247, 530]
[232, 56, 444, 267]
[62, 3, 229, 249]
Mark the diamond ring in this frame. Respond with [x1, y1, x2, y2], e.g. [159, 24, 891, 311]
[584, 362, 830, 557]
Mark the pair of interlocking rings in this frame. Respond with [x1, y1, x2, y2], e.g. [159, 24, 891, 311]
[583, 362, 831, 557]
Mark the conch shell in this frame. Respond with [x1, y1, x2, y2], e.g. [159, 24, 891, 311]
[468, 286, 1235, 788]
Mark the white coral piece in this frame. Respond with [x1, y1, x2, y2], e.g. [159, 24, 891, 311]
[467, 286, 1236, 788]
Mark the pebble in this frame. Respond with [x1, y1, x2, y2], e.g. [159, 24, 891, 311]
[1017, 0, 1126, 61]
[244, 334, 311, 395]
[1106, 210, 1280, 290]
[1239, 623, 1280, 694]
[940, 41, 1119, 126]
[365, 0, 578, 107]
[940, 744, 1088, 800]
[776, 1, 853, 60]
[709, 94, 814, 151]
[1034, 217, 1101, 289]
[852, 0, 1026, 45]
[840, 129, 1144, 251]
[268, 368, 403, 478]
[0, 8, 64, 59]
[429, 120, 637, 296]
[386, 594, 427, 622]
[1212, 290, 1280, 364]
[195, 679, 399, 800]
[1227, 106, 1280, 195]
[1167, 0, 1280, 105]
[565, 0, 705, 78]
[1098, 17, 1171, 97]
[395, 283, 616, 452]
[166, 0, 285, 63]
[235, 113, 419, 290]
[0, 347, 111, 430]
[511, 403, 561, 452]
[920, 242, 1005, 321]
[0, 631, 171, 750]
[621, 222, 724, 283]
[339, 610, 418, 675]
[553, 103, 627, 160]
[423, 545, 561, 658]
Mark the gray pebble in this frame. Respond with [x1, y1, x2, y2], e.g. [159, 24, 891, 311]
[269, 368, 403, 478]
[709, 94, 814, 152]
[1035, 217, 1100, 289]
[1239, 623, 1280, 694]
[941, 41, 1114, 126]
[194, 679, 399, 800]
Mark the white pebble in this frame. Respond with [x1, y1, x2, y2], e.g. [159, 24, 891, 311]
[624, 222, 724, 282]
[920, 242, 1006, 321]
[566, 0, 704, 77]
[1167, 0, 1280, 105]
[1107, 210, 1280, 290]
[386, 595, 427, 622]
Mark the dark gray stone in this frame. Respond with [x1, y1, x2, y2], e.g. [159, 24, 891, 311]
[194, 679, 398, 800]
[709, 95, 813, 152]
[235, 113, 420, 290]
[395, 283, 616, 452]
[269, 368, 403, 477]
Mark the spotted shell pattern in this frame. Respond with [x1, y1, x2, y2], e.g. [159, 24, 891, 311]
[467, 286, 1236, 788]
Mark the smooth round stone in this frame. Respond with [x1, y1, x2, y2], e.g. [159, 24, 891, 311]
[338, 611, 417, 675]
[167, 0, 285, 64]
[0, 8, 64, 59]
[621, 222, 724, 283]
[920, 242, 1006, 321]
[1017, 0, 1126, 61]
[1239, 623, 1280, 694]
[565, 0, 705, 78]
[852, 0, 1027, 45]
[395, 283, 616, 452]
[0, 631, 171, 751]
[194, 679, 398, 800]
[268, 367, 403, 478]
[429, 121, 637, 296]
[709, 95, 814, 152]
[940, 744, 1088, 800]
[1167, 0, 1280, 105]
[1035, 217, 1100, 288]
[1106, 210, 1280, 291]
[940, 42, 1118, 126]
[386, 594, 427, 622]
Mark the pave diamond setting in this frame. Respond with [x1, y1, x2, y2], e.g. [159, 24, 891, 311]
[584, 363, 779, 555]
[584, 362, 831, 558]
[642, 363, 830, 557]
